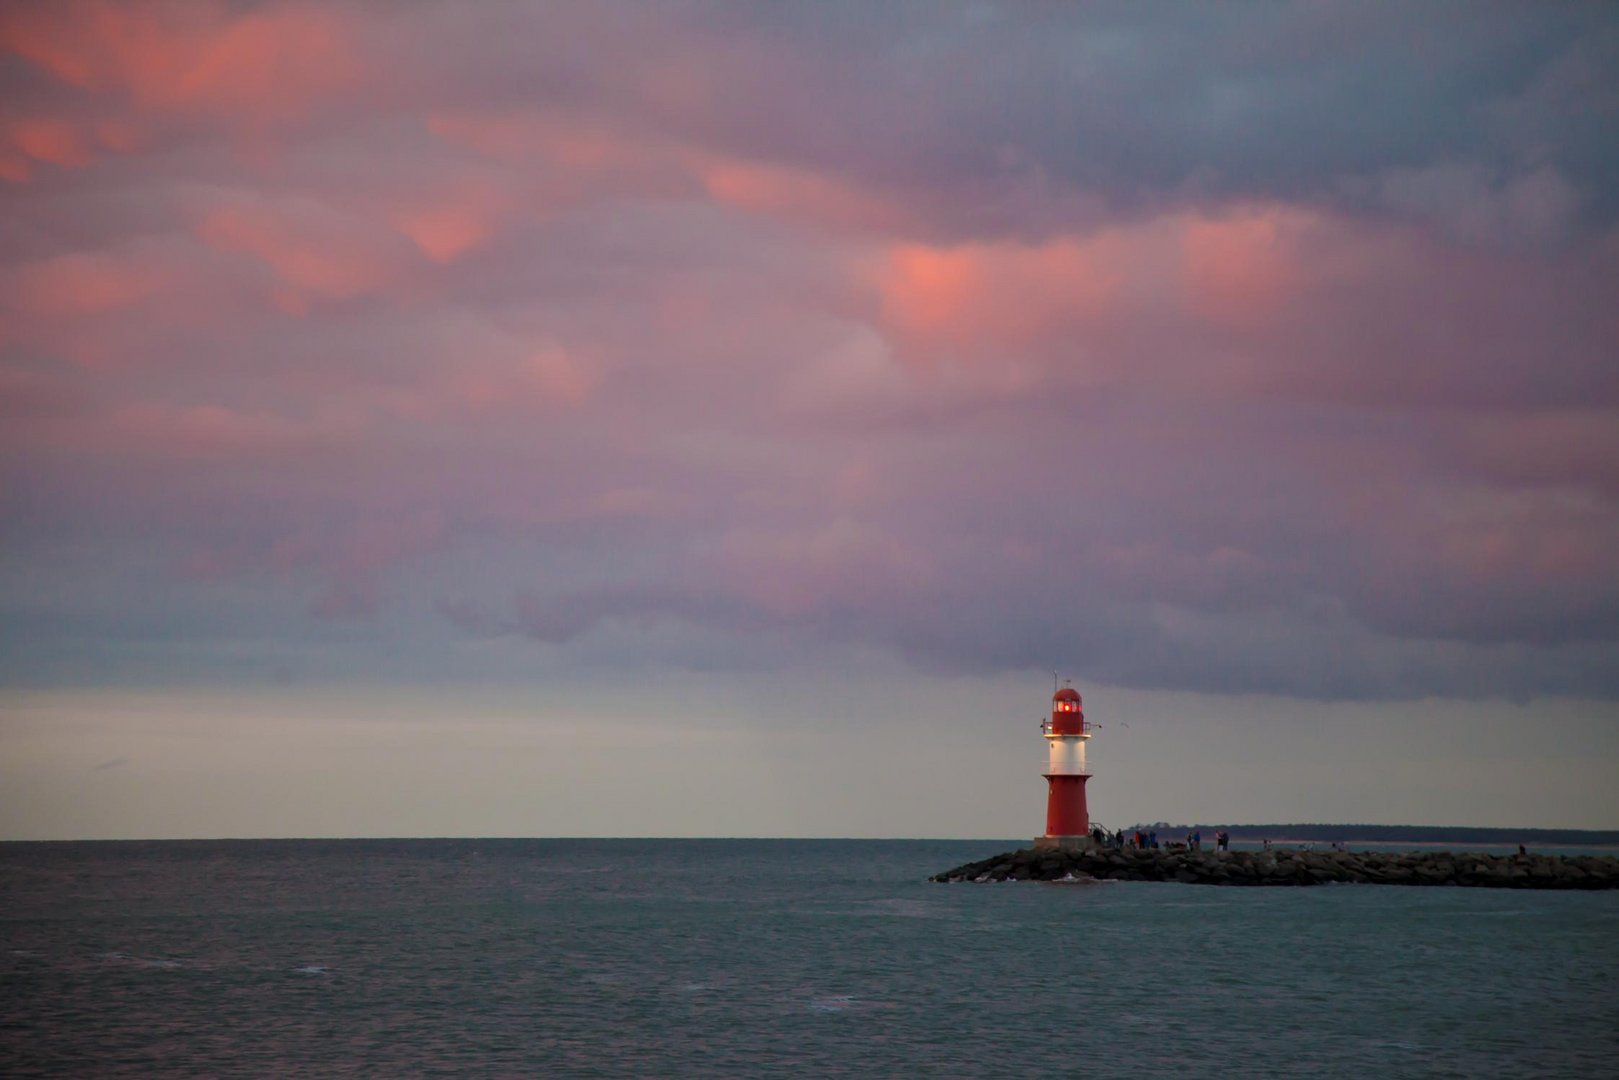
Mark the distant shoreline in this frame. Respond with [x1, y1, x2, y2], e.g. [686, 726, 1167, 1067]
[1126, 824, 1619, 846]
[1251, 839, 1619, 850]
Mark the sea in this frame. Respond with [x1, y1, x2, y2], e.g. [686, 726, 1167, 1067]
[3, 838, 1616, 1078]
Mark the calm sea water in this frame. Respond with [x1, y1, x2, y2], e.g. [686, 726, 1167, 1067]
[3, 839, 1616, 1077]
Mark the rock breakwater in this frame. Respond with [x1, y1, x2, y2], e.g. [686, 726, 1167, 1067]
[931, 847, 1619, 889]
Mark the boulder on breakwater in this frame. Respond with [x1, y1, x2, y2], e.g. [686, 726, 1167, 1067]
[930, 846, 1619, 889]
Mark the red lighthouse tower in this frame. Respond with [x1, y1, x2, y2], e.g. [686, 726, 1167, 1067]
[1037, 686, 1094, 850]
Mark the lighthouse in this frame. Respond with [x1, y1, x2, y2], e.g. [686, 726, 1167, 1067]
[1037, 686, 1094, 851]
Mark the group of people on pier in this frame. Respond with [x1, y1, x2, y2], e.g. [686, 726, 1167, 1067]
[1092, 826, 1232, 851]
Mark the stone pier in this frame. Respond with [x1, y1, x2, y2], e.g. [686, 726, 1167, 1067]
[931, 846, 1619, 889]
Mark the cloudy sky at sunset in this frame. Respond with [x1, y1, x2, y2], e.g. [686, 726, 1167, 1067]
[4, 2, 1617, 839]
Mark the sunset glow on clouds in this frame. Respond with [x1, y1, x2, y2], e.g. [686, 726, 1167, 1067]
[3, 0, 1618, 765]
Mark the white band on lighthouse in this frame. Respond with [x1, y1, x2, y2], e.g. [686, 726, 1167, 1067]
[1045, 736, 1089, 776]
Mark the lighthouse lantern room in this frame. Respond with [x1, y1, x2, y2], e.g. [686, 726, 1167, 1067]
[1037, 686, 1094, 851]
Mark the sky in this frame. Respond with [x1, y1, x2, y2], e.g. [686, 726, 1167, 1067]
[3, 1, 1618, 839]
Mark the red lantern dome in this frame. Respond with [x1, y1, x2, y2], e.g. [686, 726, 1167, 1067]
[1049, 687, 1085, 736]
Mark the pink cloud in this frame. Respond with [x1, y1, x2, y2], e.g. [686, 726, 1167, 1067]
[438, 347, 595, 414]
[0, 1, 361, 125]
[1, 114, 149, 178]
[1179, 207, 1307, 328]
[10, 251, 172, 319]
[392, 195, 498, 264]
[876, 237, 1120, 375]
[860, 203, 1618, 415]
[197, 199, 412, 309]
[1, 238, 264, 369]
[697, 157, 912, 235]
[423, 108, 914, 239]
[6, 117, 94, 168]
